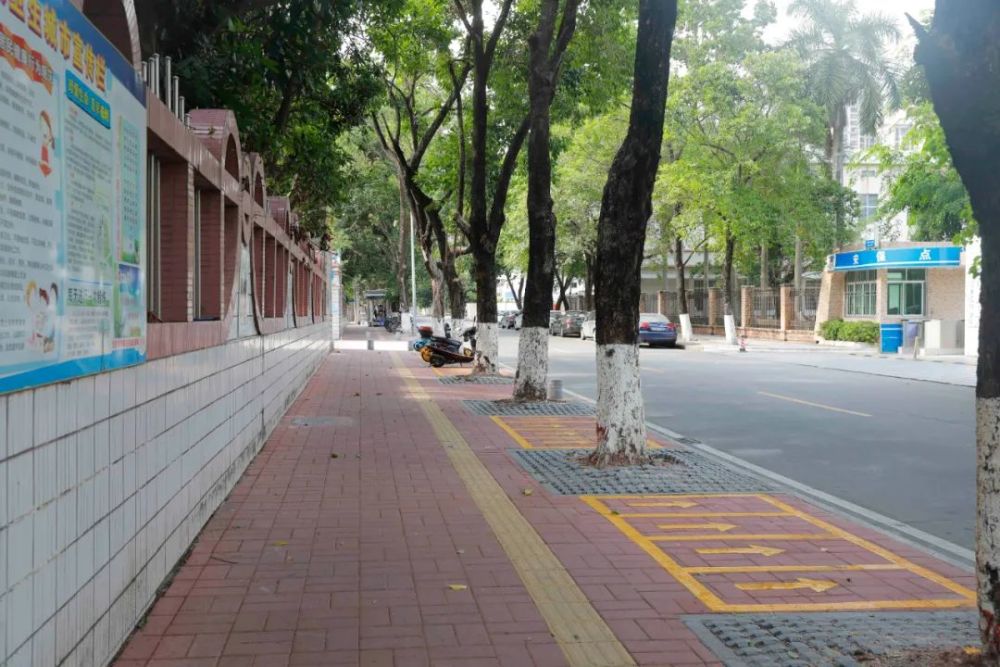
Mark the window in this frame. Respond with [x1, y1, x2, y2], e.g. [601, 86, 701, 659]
[861, 169, 878, 179]
[146, 154, 161, 318]
[894, 124, 912, 148]
[859, 133, 876, 150]
[860, 193, 879, 221]
[887, 269, 925, 316]
[845, 270, 876, 317]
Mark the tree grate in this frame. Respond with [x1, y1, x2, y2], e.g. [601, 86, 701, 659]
[439, 376, 514, 385]
[682, 611, 978, 667]
[463, 399, 595, 416]
[508, 448, 772, 495]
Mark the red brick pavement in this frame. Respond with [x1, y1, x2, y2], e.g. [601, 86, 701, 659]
[113, 348, 974, 667]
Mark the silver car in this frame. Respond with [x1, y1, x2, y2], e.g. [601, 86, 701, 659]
[580, 311, 596, 340]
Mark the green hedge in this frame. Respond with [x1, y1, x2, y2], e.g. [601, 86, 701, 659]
[820, 318, 879, 344]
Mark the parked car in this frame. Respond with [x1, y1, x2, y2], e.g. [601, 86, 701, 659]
[498, 311, 511, 325]
[638, 313, 678, 347]
[548, 310, 562, 334]
[580, 311, 596, 340]
[514, 312, 523, 330]
[500, 311, 520, 329]
[553, 310, 586, 337]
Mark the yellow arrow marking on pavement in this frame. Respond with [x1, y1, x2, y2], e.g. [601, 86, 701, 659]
[696, 545, 785, 557]
[656, 522, 736, 532]
[629, 501, 698, 508]
[736, 578, 838, 593]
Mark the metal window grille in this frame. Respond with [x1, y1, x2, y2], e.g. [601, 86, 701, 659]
[688, 288, 708, 325]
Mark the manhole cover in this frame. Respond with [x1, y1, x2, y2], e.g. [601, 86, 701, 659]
[683, 611, 978, 667]
[290, 416, 353, 427]
[509, 449, 772, 495]
[440, 376, 514, 385]
[463, 400, 594, 416]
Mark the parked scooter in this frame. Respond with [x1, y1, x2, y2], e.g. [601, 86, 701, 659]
[417, 324, 477, 367]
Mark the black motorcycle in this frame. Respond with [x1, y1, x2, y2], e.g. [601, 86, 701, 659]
[418, 325, 477, 367]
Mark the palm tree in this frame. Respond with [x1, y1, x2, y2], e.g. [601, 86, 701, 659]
[787, 0, 901, 246]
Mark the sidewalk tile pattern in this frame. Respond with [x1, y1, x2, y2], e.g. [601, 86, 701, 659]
[491, 416, 665, 450]
[585, 494, 975, 612]
[439, 376, 514, 385]
[463, 400, 595, 417]
[510, 450, 774, 495]
[683, 611, 978, 667]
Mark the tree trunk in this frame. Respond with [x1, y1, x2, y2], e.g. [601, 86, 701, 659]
[794, 233, 803, 290]
[590, 0, 678, 466]
[827, 108, 847, 247]
[675, 236, 688, 313]
[554, 271, 570, 310]
[722, 231, 736, 343]
[472, 248, 499, 373]
[515, 0, 562, 401]
[913, 3, 1000, 656]
[505, 271, 523, 310]
[760, 244, 769, 288]
[396, 175, 410, 311]
[584, 253, 595, 311]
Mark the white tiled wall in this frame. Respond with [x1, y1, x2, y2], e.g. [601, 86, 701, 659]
[0, 323, 330, 667]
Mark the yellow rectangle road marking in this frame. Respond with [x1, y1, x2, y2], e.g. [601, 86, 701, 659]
[758, 391, 873, 417]
[491, 415, 659, 450]
[583, 493, 975, 613]
[620, 511, 789, 518]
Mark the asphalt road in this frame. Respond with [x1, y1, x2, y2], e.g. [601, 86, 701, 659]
[496, 328, 975, 550]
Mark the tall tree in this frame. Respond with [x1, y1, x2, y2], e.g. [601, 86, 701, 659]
[456, 0, 531, 373]
[788, 0, 901, 248]
[588, 0, 678, 466]
[513, 0, 581, 400]
[909, 2, 1000, 656]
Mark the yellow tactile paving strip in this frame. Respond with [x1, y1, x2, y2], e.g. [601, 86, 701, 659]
[491, 415, 662, 450]
[395, 356, 636, 667]
[583, 493, 976, 613]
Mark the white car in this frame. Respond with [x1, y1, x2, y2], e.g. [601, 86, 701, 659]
[580, 311, 596, 340]
[514, 312, 523, 330]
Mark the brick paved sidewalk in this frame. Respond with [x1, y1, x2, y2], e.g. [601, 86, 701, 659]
[113, 349, 977, 667]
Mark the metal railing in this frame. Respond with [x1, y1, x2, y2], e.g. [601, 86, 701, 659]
[750, 287, 781, 329]
[789, 286, 820, 330]
[688, 288, 709, 325]
[714, 288, 740, 326]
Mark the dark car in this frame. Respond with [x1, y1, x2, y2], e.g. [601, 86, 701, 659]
[553, 310, 586, 337]
[638, 313, 678, 347]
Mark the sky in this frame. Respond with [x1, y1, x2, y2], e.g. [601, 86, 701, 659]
[759, 0, 935, 57]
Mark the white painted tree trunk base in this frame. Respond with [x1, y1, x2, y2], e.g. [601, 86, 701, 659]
[473, 322, 499, 374]
[679, 313, 693, 342]
[592, 344, 647, 463]
[977, 396, 1000, 645]
[724, 314, 737, 344]
[513, 327, 549, 400]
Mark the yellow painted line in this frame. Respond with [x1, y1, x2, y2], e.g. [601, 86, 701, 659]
[582, 495, 728, 611]
[628, 501, 698, 508]
[490, 416, 535, 449]
[696, 545, 785, 557]
[687, 564, 903, 574]
[649, 533, 836, 542]
[736, 577, 838, 593]
[757, 391, 872, 417]
[584, 493, 975, 613]
[757, 495, 976, 604]
[656, 522, 736, 532]
[396, 358, 635, 667]
[622, 511, 789, 518]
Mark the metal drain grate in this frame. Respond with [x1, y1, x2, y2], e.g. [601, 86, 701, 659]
[463, 400, 595, 416]
[439, 376, 514, 385]
[509, 449, 772, 495]
[683, 611, 978, 667]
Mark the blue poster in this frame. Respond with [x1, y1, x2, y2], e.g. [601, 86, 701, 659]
[0, 0, 146, 394]
[829, 246, 962, 272]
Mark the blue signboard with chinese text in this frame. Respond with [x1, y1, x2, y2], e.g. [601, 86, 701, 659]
[828, 246, 962, 272]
